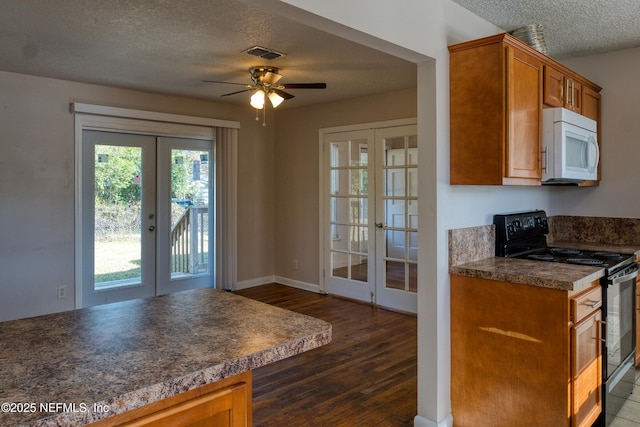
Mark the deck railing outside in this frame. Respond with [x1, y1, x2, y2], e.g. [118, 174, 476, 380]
[171, 206, 208, 275]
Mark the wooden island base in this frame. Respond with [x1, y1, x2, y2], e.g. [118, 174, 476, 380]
[89, 371, 251, 427]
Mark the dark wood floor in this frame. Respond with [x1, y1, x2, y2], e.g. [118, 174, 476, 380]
[235, 284, 417, 427]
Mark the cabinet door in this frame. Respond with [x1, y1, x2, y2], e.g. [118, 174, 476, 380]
[567, 79, 582, 113]
[580, 87, 602, 185]
[571, 309, 602, 427]
[582, 87, 601, 122]
[543, 65, 582, 113]
[543, 65, 565, 108]
[506, 46, 542, 180]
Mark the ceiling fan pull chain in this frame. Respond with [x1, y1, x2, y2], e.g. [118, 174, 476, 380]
[262, 106, 267, 127]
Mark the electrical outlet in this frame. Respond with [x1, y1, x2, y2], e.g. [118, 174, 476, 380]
[292, 259, 299, 270]
[57, 285, 67, 299]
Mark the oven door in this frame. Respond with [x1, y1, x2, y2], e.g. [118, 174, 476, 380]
[605, 263, 638, 379]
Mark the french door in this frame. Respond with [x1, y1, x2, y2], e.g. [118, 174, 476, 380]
[80, 130, 214, 307]
[321, 123, 417, 313]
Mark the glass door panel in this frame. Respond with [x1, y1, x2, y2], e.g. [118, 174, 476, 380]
[94, 144, 143, 289]
[375, 125, 418, 313]
[323, 129, 375, 302]
[156, 137, 213, 295]
[170, 148, 210, 277]
[81, 131, 156, 307]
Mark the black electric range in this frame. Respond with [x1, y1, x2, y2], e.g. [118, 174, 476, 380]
[493, 209, 635, 274]
[494, 209, 638, 427]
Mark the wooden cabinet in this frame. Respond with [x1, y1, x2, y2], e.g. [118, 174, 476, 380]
[544, 65, 582, 113]
[89, 371, 252, 427]
[449, 33, 602, 186]
[572, 309, 602, 427]
[449, 34, 543, 185]
[451, 275, 602, 426]
[579, 86, 603, 186]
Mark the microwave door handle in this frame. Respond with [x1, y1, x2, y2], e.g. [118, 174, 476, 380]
[590, 135, 600, 171]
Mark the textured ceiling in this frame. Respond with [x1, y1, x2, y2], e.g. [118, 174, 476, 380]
[0, 0, 416, 109]
[0, 1, 638, 110]
[450, 0, 640, 59]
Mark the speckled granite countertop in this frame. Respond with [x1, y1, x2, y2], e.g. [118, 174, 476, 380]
[449, 256, 606, 291]
[449, 224, 640, 292]
[0, 288, 332, 426]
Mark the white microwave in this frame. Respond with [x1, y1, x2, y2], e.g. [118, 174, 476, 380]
[542, 107, 599, 184]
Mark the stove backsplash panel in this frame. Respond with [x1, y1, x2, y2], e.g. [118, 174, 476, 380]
[548, 216, 640, 246]
[448, 225, 495, 266]
[449, 215, 640, 267]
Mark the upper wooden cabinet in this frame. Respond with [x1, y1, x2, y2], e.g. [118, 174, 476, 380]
[449, 33, 602, 186]
[544, 65, 582, 113]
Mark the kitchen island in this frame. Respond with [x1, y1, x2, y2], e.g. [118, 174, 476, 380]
[0, 288, 332, 426]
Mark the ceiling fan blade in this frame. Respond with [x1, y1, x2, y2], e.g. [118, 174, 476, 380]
[221, 89, 253, 97]
[203, 80, 252, 87]
[273, 89, 295, 100]
[281, 83, 327, 89]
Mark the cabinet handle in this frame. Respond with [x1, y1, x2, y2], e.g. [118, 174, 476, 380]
[541, 147, 548, 172]
[571, 82, 575, 106]
[599, 319, 607, 344]
[565, 80, 570, 105]
[590, 300, 602, 309]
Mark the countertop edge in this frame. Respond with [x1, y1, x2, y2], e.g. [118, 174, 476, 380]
[449, 257, 606, 292]
[23, 326, 332, 427]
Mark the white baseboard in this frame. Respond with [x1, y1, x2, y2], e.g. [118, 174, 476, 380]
[233, 276, 276, 291]
[233, 276, 323, 294]
[274, 276, 323, 293]
[414, 414, 453, 427]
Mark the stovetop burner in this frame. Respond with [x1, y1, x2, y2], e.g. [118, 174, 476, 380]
[566, 258, 607, 267]
[592, 251, 625, 260]
[527, 254, 556, 262]
[550, 247, 582, 256]
[494, 210, 637, 275]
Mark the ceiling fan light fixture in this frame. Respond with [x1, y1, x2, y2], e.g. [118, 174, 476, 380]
[250, 90, 265, 109]
[268, 91, 284, 108]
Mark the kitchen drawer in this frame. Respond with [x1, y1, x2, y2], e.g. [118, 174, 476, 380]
[572, 285, 602, 324]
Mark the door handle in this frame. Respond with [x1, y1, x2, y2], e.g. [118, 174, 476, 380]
[375, 222, 385, 230]
[148, 225, 156, 232]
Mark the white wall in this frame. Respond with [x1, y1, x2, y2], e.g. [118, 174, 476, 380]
[0, 70, 275, 322]
[555, 48, 640, 218]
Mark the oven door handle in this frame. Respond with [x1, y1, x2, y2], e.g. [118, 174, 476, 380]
[609, 264, 639, 285]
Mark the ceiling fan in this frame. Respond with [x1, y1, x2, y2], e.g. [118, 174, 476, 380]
[203, 66, 327, 110]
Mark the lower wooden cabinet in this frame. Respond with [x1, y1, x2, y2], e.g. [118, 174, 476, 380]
[571, 309, 602, 427]
[451, 275, 602, 427]
[89, 371, 252, 427]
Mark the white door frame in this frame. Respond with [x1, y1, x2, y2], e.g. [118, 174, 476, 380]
[80, 130, 158, 307]
[73, 103, 238, 308]
[318, 118, 417, 309]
